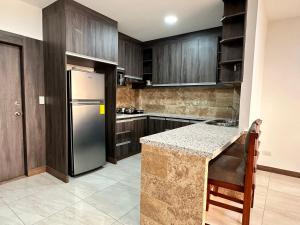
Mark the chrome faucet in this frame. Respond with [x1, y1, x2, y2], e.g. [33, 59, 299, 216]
[228, 106, 238, 125]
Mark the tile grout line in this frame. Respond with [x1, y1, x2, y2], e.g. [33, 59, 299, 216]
[260, 172, 271, 225]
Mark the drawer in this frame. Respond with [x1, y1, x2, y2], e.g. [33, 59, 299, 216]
[116, 141, 132, 160]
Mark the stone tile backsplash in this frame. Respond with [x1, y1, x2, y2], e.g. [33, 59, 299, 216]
[116, 85, 240, 119]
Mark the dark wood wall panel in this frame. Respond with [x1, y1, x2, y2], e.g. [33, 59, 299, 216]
[43, 0, 69, 180]
[23, 38, 46, 170]
[0, 30, 46, 174]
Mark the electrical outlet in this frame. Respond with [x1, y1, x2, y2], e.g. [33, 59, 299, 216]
[262, 151, 272, 156]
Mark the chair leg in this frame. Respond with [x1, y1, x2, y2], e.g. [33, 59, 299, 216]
[242, 191, 251, 225]
[251, 187, 255, 208]
[206, 184, 211, 211]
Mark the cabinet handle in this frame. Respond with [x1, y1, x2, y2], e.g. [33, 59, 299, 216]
[116, 141, 131, 147]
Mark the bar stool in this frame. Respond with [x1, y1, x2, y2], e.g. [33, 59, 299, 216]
[206, 119, 262, 225]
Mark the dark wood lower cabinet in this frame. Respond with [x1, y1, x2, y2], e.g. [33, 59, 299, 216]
[116, 117, 147, 160]
[148, 117, 166, 135]
[116, 116, 205, 161]
[165, 118, 190, 130]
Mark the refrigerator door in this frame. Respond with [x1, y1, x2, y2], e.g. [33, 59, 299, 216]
[70, 103, 106, 175]
[69, 70, 105, 100]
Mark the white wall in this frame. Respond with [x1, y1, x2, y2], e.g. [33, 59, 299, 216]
[0, 0, 43, 40]
[239, 0, 258, 130]
[248, 0, 268, 124]
[239, 0, 268, 130]
[259, 17, 300, 172]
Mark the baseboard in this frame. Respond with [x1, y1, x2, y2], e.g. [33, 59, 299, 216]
[28, 166, 46, 176]
[46, 166, 69, 183]
[258, 165, 300, 178]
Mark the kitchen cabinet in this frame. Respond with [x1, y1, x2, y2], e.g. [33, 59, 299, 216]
[66, 2, 118, 63]
[115, 117, 147, 160]
[145, 27, 221, 86]
[118, 33, 143, 79]
[132, 117, 148, 154]
[165, 118, 190, 130]
[152, 40, 182, 84]
[148, 117, 166, 135]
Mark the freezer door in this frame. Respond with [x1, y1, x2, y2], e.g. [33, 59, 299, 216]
[69, 70, 105, 100]
[70, 103, 106, 175]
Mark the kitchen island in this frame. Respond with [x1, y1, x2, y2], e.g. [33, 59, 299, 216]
[140, 123, 241, 225]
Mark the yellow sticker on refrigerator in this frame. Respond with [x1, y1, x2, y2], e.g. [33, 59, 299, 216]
[99, 104, 105, 115]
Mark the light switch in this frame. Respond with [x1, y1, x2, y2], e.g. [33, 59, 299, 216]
[39, 96, 45, 105]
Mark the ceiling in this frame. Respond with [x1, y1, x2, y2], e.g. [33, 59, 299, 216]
[20, 0, 223, 41]
[264, 0, 300, 21]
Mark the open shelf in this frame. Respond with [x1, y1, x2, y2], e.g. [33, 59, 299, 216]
[220, 36, 244, 45]
[221, 12, 246, 23]
[220, 59, 243, 65]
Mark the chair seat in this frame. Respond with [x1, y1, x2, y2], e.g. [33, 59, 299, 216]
[223, 143, 244, 159]
[208, 155, 245, 186]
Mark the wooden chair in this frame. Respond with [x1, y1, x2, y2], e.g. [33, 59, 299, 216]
[206, 119, 262, 225]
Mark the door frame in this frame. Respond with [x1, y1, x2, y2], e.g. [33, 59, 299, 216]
[0, 38, 28, 176]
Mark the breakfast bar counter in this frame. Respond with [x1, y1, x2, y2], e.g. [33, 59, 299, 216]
[139, 123, 241, 225]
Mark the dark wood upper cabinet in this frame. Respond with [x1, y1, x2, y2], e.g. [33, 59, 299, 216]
[118, 33, 143, 79]
[146, 27, 221, 86]
[65, 0, 118, 63]
[181, 38, 200, 83]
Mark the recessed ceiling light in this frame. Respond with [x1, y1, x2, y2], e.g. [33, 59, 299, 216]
[164, 15, 178, 25]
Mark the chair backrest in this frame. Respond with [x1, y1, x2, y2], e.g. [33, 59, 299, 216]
[244, 119, 262, 190]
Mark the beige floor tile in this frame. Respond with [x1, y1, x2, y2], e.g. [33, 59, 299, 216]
[84, 183, 139, 220]
[0, 204, 24, 225]
[59, 173, 118, 199]
[35, 201, 117, 225]
[263, 209, 300, 225]
[265, 189, 300, 221]
[118, 206, 140, 225]
[268, 173, 300, 197]
[9, 186, 81, 225]
[256, 171, 270, 187]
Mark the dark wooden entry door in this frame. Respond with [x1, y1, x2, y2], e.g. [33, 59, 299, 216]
[0, 43, 25, 182]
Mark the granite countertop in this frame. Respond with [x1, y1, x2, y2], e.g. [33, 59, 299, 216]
[140, 123, 241, 159]
[116, 112, 216, 121]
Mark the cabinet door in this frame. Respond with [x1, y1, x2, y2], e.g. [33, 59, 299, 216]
[118, 35, 126, 69]
[165, 118, 190, 130]
[198, 36, 218, 82]
[132, 117, 147, 153]
[148, 117, 166, 135]
[152, 43, 169, 84]
[66, 10, 96, 57]
[132, 43, 143, 79]
[168, 40, 182, 83]
[124, 40, 134, 76]
[95, 19, 118, 63]
[181, 38, 199, 83]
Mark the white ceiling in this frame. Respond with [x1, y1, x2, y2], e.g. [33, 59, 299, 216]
[20, 0, 223, 41]
[264, 0, 300, 21]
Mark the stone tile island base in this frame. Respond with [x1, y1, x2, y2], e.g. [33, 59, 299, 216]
[140, 144, 209, 225]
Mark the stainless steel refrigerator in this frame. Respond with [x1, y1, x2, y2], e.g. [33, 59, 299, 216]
[68, 69, 106, 176]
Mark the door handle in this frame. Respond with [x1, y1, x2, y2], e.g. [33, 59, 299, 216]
[15, 112, 22, 117]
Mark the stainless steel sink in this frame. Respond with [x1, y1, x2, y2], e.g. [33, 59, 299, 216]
[206, 119, 238, 127]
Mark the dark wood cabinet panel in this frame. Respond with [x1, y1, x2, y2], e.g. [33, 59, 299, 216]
[152, 43, 169, 84]
[181, 38, 200, 83]
[66, 9, 96, 57]
[198, 36, 218, 82]
[95, 19, 118, 63]
[132, 117, 147, 153]
[65, 0, 118, 63]
[165, 118, 190, 130]
[115, 117, 147, 160]
[168, 40, 182, 83]
[118, 33, 143, 79]
[148, 117, 166, 135]
[148, 28, 221, 85]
